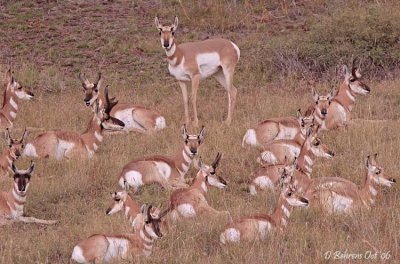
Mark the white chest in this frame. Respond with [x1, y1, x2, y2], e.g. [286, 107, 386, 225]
[168, 57, 191, 81]
[104, 237, 129, 261]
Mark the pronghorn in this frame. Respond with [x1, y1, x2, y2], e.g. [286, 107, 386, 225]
[258, 126, 334, 166]
[0, 69, 34, 130]
[0, 161, 57, 225]
[155, 16, 240, 126]
[308, 87, 334, 130]
[23, 96, 124, 160]
[242, 109, 314, 148]
[306, 61, 370, 130]
[71, 205, 168, 263]
[80, 73, 166, 133]
[106, 182, 164, 232]
[220, 174, 308, 244]
[168, 153, 231, 223]
[118, 125, 206, 192]
[0, 128, 29, 178]
[293, 154, 396, 214]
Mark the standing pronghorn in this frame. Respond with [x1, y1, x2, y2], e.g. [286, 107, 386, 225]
[242, 109, 314, 148]
[155, 16, 240, 126]
[259, 126, 335, 165]
[306, 61, 371, 130]
[80, 73, 166, 133]
[0, 69, 34, 130]
[220, 174, 309, 244]
[0, 128, 29, 178]
[0, 161, 57, 225]
[23, 95, 124, 160]
[295, 154, 396, 214]
[118, 125, 206, 192]
[168, 153, 231, 223]
[249, 127, 334, 195]
[71, 205, 168, 263]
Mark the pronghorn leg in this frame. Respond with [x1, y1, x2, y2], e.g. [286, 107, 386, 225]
[178, 81, 190, 125]
[215, 68, 237, 125]
[191, 75, 201, 127]
[17, 216, 57, 225]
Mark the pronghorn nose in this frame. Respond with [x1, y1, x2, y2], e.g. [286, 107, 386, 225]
[190, 149, 197, 155]
[365, 86, 371, 92]
[300, 197, 309, 205]
[106, 208, 112, 215]
[321, 109, 327, 116]
[328, 151, 335, 157]
[390, 178, 396, 183]
[163, 42, 169, 48]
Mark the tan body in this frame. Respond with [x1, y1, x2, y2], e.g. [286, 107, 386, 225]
[220, 183, 308, 244]
[0, 69, 34, 130]
[0, 161, 57, 226]
[23, 99, 124, 160]
[242, 110, 313, 148]
[72, 205, 166, 263]
[156, 17, 240, 126]
[168, 154, 230, 222]
[118, 126, 205, 192]
[80, 74, 166, 133]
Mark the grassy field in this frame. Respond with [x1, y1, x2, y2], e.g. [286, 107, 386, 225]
[0, 1, 399, 263]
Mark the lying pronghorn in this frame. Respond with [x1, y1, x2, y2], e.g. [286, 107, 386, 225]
[220, 173, 308, 244]
[0, 69, 34, 130]
[168, 153, 231, 223]
[292, 154, 396, 214]
[259, 126, 334, 165]
[242, 109, 314, 148]
[71, 205, 168, 263]
[80, 73, 166, 133]
[0, 161, 57, 225]
[0, 128, 28, 178]
[306, 61, 370, 130]
[23, 97, 124, 160]
[155, 16, 240, 126]
[106, 182, 164, 232]
[118, 125, 205, 192]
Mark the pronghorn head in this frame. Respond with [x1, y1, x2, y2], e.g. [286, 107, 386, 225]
[366, 154, 396, 187]
[181, 124, 206, 156]
[278, 173, 309, 207]
[5, 69, 34, 100]
[5, 128, 29, 160]
[296, 109, 314, 135]
[106, 181, 129, 215]
[304, 127, 335, 159]
[94, 87, 125, 130]
[278, 157, 297, 185]
[197, 152, 227, 189]
[311, 87, 334, 118]
[144, 205, 169, 239]
[342, 58, 371, 95]
[11, 160, 34, 194]
[79, 72, 102, 107]
[154, 16, 178, 50]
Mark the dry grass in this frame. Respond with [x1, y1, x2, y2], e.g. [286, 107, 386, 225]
[0, 1, 399, 263]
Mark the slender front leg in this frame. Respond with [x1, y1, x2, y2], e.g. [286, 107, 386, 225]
[178, 81, 190, 125]
[17, 216, 58, 225]
[191, 75, 201, 127]
[223, 68, 237, 125]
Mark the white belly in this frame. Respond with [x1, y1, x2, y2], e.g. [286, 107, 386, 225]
[104, 237, 129, 262]
[257, 220, 272, 239]
[123, 171, 144, 188]
[177, 203, 196, 218]
[57, 140, 75, 160]
[196, 52, 221, 79]
[114, 108, 144, 131]
[328, 193, 353, 213]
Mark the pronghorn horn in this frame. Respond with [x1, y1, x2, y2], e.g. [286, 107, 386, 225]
[351, 57, 359, 77]
[198, 125, 206, 141]
[104, 85, 118, 114]
[11, 161, 17, 174]
[21, 128, 29, 143]
[211, 152, 222, 170]
[94, 72, 102, 85]
[79, 72, 90, 88]
[147, 205, 153, 221]
[5, 128, 11, 145]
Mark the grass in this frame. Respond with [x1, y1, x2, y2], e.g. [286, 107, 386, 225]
[0, 0, 399, 263]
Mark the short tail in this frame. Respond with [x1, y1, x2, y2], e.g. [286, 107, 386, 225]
[242, 129, 257, 147]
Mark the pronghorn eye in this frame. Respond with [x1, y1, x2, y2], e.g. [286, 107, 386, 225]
[184, 139, 188, 144]
[172, 31, 175, 36]
[287, 192, 292, 197]
[94, 89, 98, 93]
[159, 32, 161, 36]
[350, 78, 355, 82]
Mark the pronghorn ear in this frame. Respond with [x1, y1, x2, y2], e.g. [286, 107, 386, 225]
[154, 16, 162, 29]
[171, 16, 179, 31]
[311, 87, 319, 102]
[147, 205, 153, 221]
[296, 109, 302, 119]
[198, 126, 206, 142]
[5, 128, 11, 146]
[27, 160, 35, 174]
[140, 204, 148, 214]
[123, 180, 129, 192]
[11, 161, 17, 174]
[95, 72, 102, 87]
[6, 69, 13, 85]
[181, 124, 188, 139]
[374, 153, 378, 160]
[366, 155, 371, 168]
[79, 72, 90, 89]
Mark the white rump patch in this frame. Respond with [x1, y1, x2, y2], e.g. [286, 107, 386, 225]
[231, 41, 241, 61]
[177, 203, 196, 218]
[23, 143, 38, 158]
[104, 237, 129, 262]
[196, 52, 221, 79]
[221, 228, 240, 244]
[155, 116, 166, 130]
[242, 129, 257, 147]
[260, 151, 277, 164]
[154, 161, 172, 180]
[71, 246, 87, 263]
[124, 171, 144, 189]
